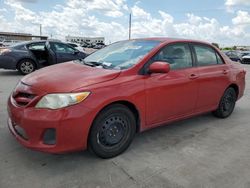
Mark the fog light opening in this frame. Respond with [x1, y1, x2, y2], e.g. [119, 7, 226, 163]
[43, 129, 56, 145]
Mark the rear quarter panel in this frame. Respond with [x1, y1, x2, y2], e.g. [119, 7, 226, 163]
[229, 63, 246, 99]
[11, 50, 37, 66]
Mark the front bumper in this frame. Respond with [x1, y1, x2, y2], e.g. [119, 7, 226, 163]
[7, 97, 95, 154]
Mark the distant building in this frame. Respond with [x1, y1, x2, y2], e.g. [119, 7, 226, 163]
[236, 46, 250, 51]
[65, 36, 105, 44]
[0, 32, 48, 42]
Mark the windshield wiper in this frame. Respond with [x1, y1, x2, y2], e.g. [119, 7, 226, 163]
[83, 61, 113, 69]
[83, 61, 102, 67]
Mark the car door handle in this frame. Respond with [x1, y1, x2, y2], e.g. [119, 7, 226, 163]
[223, 70, 229, 75]
[189, 74, 199, 80]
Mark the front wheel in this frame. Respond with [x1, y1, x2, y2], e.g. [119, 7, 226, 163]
[17, 59, 36, 75]
[88, 104, 136, 158]
[213, 87, 237, 118]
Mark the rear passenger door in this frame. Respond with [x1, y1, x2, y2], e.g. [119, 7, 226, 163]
[27, 42, 46, 63]
[50, 42, 80, 63]
[191, 43, 231, 112]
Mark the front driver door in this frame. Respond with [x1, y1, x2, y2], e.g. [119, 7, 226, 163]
[145, 43, 199, 126]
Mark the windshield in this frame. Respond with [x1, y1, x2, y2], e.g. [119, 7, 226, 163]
[83, 40, 161, 70]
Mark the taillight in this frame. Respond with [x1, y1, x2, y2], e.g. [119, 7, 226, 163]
[0, 48, 11, 55]
[241, 68, 246, 75]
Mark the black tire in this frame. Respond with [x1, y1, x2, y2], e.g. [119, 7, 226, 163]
[17, 59, 36, 75]
[213, 87, 237, 118]
[88, 104, 136, 158]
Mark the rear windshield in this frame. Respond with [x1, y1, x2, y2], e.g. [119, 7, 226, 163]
[10, 42, 29, 50]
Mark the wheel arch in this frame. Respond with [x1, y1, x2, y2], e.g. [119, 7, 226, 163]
[16, 58, 38, 70]
[227, 83, 239, 99]
[87, 100, 141, 144]
[96, 100, 141, 133]
[113, 100, 141, 133]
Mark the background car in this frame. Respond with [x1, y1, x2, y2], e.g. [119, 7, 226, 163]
[223, 50, 242, 63]
[81, 41, 90, 48]
[242, 54, 250, 64]
[239, 51, 250, 57]
[86, 42, 96, 48]
[0, 40, 86, 74]
[67, 42, 86, 52]
[93, 42, 106, 49]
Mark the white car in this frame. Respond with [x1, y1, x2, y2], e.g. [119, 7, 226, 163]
[242, 54, 250, 64]
[67, 43, 85, 53]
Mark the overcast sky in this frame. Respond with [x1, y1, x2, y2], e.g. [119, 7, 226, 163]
[0, 0, 250, 46]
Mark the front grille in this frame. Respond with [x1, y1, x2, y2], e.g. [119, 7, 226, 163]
[243, 58, 250, 64]
[13, 92, 36, 107]
[16, 92, 35, 99]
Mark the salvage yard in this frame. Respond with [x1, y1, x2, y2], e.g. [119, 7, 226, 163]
[0, 65, 250, 188]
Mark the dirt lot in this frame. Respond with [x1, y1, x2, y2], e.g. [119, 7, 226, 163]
[0, 65, 249, 188]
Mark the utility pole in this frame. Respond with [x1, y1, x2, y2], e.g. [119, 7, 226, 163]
[129, 13, 131, 40]
[40, 24, 42, 36]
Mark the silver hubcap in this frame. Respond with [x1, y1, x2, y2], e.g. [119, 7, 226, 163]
[20, 62, 34, 74]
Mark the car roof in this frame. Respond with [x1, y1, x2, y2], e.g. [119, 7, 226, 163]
[125, 37, 212, 46]
[10, 40, 67, 48]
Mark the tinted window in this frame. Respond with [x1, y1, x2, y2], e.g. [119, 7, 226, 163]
[194, 45, 218, 66]
[28, 42, 45, 51]
[51, 43, 76, 53]
[153, 43, 193, 70]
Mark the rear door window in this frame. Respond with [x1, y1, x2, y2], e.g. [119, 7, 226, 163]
[193, 44, 223, 66]
[28, 42, 46, 51]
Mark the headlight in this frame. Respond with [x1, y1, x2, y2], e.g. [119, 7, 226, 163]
[35, 92, 90, 109]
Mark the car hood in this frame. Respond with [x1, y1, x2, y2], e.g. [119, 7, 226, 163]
[21, 61, 121, 93]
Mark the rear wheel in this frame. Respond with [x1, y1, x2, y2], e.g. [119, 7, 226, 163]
[88, 104, 136, 158]
[213, 87, 237, 118]
[17, 59, 36, 75]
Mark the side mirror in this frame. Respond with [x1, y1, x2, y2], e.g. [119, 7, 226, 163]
[148, 61, 170, 74]
[74, 50, 80, 55]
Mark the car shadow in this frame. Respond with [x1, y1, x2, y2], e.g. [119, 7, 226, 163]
[0, 70, 22, 76]
[3, 108, 241, 186]
[12, 112, 222, 162]
[1, 104, 244, 188]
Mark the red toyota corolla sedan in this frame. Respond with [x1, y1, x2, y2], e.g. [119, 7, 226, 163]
[7, 38, 246, 158]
